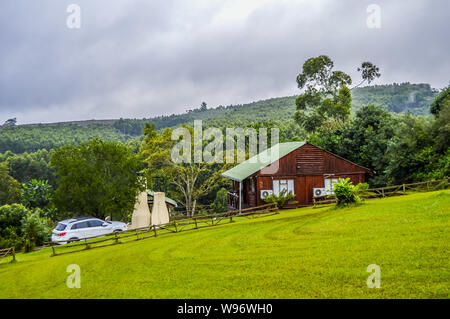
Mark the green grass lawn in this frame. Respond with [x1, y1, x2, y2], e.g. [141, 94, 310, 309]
[0, 190, 449, 299]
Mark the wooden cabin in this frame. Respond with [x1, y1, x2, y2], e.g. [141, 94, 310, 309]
[221, 142, 372, 209]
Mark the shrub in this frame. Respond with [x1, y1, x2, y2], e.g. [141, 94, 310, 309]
[264, 189, 298, 208]
[332, 178, 369, 207]
[0, 162, 22, 206]
[211, 188, 228, 213]
[0, 204, 51, 251]
[0, 204, 28, 249]
[21, 209, 52, 252]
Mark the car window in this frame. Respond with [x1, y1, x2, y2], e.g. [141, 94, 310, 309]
[72, 221, 89, 229]
[55, 223, 67, 231]
[88, 220, 104, 227]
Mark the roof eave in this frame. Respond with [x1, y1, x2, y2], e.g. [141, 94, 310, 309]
[220, 173, 243, 183]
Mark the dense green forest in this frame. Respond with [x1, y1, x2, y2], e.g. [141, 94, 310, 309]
[0, 123, 134, 154]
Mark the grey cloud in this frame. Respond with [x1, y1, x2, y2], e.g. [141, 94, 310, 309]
[0, 0, 449, 124]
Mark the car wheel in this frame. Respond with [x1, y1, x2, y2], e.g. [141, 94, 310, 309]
[113, 229, 122, 233]
[69, 237, 79, 243]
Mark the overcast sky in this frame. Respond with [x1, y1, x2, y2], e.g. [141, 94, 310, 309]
[0, 0, 449, 124]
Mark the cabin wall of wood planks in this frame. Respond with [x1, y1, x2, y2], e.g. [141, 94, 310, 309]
[235, 143, 371, 207]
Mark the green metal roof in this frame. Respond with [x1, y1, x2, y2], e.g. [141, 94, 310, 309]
[221, 142, 306, 182]
[147, 190, 178, 207]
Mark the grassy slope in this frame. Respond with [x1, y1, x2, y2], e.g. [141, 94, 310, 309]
[0, 190, 449, 299]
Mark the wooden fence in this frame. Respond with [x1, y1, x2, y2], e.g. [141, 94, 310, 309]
[170, 204, 217, 219]
[312, 197, 337, 207]
[0, 247, 16, 263]
[49, 203, 278, 257]
[313, 177, 449, 208]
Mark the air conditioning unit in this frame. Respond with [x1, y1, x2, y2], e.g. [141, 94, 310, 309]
[260, 190, 273, 199]
[313, 188, 328, 198]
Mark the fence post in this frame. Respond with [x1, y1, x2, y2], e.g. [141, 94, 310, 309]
[114, 232, 119, 244]
[174, 221, 178, 233]
[194, 218, 198, 229]
[51, 245, 56, 257]
[402, 184, 406, 194]
[11, 247, 16, 262]
[153, 225, 157, 237]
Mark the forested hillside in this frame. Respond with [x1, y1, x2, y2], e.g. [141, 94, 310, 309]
[0, 123, 134, 154]
[114, 82, 438, 134]
[352, 83, 436, 114]
[0, 83, 438, 154]
[112, 83, 438, 134]
[114, 96, 297, 134]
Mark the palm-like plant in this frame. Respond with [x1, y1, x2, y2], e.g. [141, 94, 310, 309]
[263, 189, 298, 208]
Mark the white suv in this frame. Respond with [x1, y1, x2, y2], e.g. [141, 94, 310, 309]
[51, 217, 127, 244]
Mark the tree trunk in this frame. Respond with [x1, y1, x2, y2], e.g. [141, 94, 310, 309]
[192, 199, 197, 217]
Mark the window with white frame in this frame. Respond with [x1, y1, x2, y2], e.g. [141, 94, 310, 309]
[324, 178, 339, 192]
[273, 179, 294, 196]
